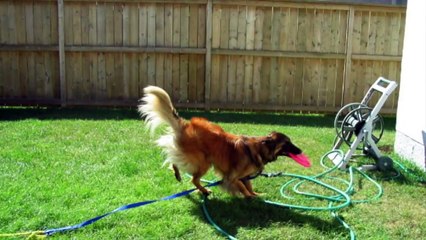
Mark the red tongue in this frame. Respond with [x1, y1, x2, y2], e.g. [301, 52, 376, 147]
[288, 153, 311, 168]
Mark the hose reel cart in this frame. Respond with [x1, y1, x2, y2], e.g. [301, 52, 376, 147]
[329, 77, 398, 171]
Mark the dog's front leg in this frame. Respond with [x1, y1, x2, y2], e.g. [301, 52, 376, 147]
[235, 180, 256, 198]
[242, 179, 259, 197]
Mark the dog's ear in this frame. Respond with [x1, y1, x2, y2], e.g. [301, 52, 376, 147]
[261, 137, 276, 150]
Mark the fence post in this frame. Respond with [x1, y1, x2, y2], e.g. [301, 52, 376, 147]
[343, 7, 355, 107]
[57, 0, 66, 106]
[204, 0, 212, 111]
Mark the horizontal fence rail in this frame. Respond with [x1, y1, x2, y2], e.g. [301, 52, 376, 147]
[0, 0, 405, 113]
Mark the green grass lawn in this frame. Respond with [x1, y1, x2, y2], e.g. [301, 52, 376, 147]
[1, 107, 425, 239]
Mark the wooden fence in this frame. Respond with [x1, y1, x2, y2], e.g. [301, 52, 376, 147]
[0, 0, 405, 113]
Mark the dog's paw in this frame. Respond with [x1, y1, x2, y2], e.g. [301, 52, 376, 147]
[252, 192, 266, 197]
[244, 192, 265, 199]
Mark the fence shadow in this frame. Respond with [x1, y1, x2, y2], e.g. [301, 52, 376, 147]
[0, 107, 396, 129]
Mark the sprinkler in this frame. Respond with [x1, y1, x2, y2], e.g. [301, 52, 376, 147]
[329, 77, 398, 171]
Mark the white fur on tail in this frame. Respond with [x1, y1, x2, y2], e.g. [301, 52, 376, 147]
[138, 86, 193, 172]
[138, 86, 181, 134]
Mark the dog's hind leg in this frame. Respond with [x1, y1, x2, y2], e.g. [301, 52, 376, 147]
[191, 163, 212, 195]
[192, 174, 212, 195]
[172, 164, 182, 182]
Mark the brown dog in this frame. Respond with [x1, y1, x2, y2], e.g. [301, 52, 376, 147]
[138, 86, 311, 197]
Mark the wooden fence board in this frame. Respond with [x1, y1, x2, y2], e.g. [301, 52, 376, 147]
[237, 6, 246, 50]
[243, 55, 254, 106]
[18, 53, 29, 98]
[138, 4, 147, 46]
[210, 55, 220, 103]
[254, 7, 264, 50]
[293, 58, 304, 106]
[122, 4, 129, 46]
[303, 59, 319, 107]
[96, 3, 105, 45]
[375, 12, 386, 55]
[0, 2, 8, 44]
[104, 52, 114, 99]
[188, 54, 197, 102]
[72, 3, 82, 45]
[24, 2, 34, 44]
[305, 9, 314, 52]
[105, 4, 114, 45]
[245, 6, 256, 50]
[235, 55, 244, 103]
[179, 54, 189, 102]
[337, 10, 347, 53]
[114, 53, 124, 99]
[81, 51, 90, 99]
[358, 11, 369, 55]
[398, 13, 405, 54]
[156, 3, 165, 47]
[388, 12, 400, 56]
[0, 54, 6, 97]
[269, 57, 278, 104]
[189, 4, 198, 48]
[218, 55, 228, 102]
[88, 52, 97, 99]
[198, 5, 206, 48]
[211, 4, 221, 48]
[15, 2, 26, 44]
[147, 4, 156, 47]
[81, 4, 89, 45]
[229, 6, 238, 49]
[296, 8, 307, 52]
[164, 4, 173, 47]
[164, 53, 173, 95]
[196, 54, 205, 103]
[87, 3, 97, 45]
[180, 5, 189, 48]
[97, 52, 106, 99]
[313, 9, 323, 52]
[147, 53, 155, 86]
[171, 54, 180, 101]
[220, 6, 229, 49]
[262, 7, 272, 50]
[156, 53, 165, 88]
[139, 53, 148, 96]
[288, 8, 299, 51]
[227, 55, 237, 102]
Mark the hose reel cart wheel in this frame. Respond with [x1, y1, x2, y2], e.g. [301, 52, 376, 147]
[377, 156, 394, 172]
[334, 103, 384, 150]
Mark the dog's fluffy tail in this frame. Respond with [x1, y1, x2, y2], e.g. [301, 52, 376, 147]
[138, 86, 182, 134]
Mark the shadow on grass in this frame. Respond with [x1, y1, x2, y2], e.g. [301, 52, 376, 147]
[347, 148, 426, 186]
[186, 195, 346, 238]
[0, 107, 396, 129]
[367, 166, 426, 186]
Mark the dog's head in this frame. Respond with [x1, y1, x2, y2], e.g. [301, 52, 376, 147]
[261, 131, 311, 167]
